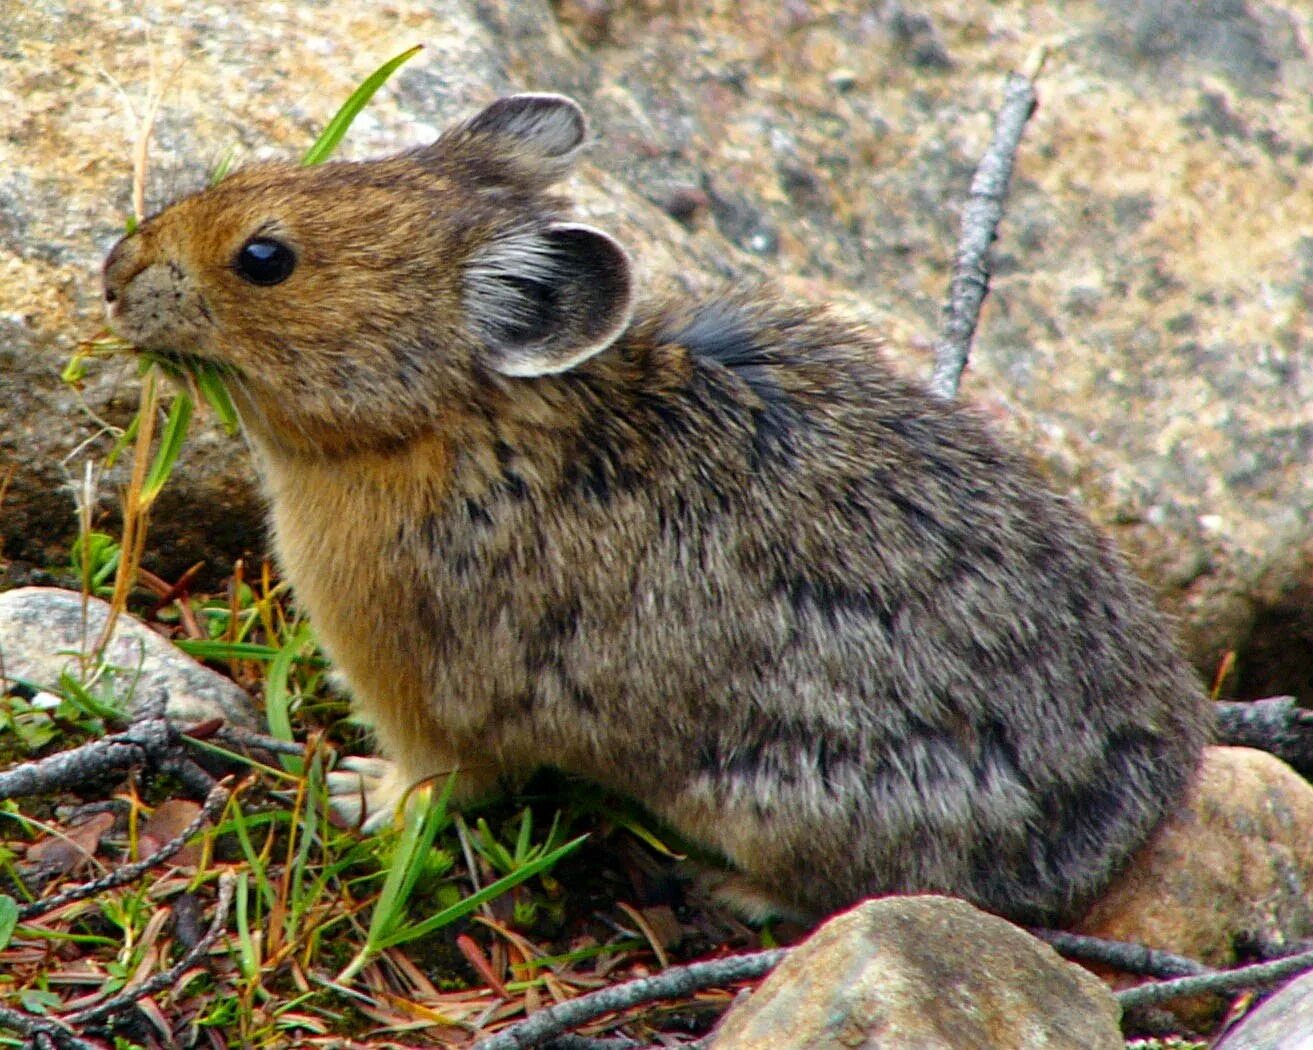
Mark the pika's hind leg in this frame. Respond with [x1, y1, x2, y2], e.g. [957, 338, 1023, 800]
[695, 869, 815, 925]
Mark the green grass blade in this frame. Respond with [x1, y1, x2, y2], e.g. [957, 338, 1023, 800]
[0, 895, 18, 951]
[596, 805, 687, 859]
[209, 144, 238, 185]
[141, 391, 194, 504]
[372, 776, 456, 929]
[336, 778, 454, 982]
[265, 622, 314, 775]
[103, 411, 141, 470]
[56, 671, 123, 724]
[514, 807, 534, 863]
[473, 816, 516, 873]
[61, 353, 88, 384]
[233, 871, 261, 982]
[174, 639, 282, 662]
[376, 833, 588, 949]
[196, 364, 240, 435]
[301, 45, 423, 167]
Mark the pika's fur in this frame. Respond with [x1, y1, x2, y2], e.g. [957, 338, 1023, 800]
[103, 94, 1212, 925]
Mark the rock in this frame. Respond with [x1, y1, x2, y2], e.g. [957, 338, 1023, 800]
[0, 586, 260, 730]
[1075, 746, 1313, 1027]
[3, 2, 1312, 698]
[1213, 969, 1313, 1050]
[711, 895, 1122, 1050]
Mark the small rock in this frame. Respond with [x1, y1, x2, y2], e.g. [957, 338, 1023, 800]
[661, 184, 711, 226]
[885, 4, 954, 70]
[711, 895, 1122, 1049]
[554, 0, 613, 46]
[0, 586, 260, 730]
[1213, 969, 1313, 1050]
[1075, 746, 1313, 1027]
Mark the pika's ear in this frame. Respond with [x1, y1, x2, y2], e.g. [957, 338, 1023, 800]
[466, 223, 634, 377]
[428, 94, 588, 186]
[465, 94, 586, 158]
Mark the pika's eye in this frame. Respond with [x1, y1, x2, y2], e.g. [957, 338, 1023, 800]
[234, 237, 296, 286]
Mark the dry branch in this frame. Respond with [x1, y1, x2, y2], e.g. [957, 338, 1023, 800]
[0, 874, 235, 1049]
[930, 69, 1039, 399]
[1214, 696, 1313, 776]
[1117, 941, 1313, 1010]
[0, 1003, 102, 1050]
[0, 714, 214, 802]
[17, 780, 231, 922]
[64, 871, 235, 1027]
[1031, 927, 1212, 979]
[471, 949, 787, 1050]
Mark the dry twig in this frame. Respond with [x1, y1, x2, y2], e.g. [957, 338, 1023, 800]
[470, 949, 787, 1050]
[1030, 927, 1212, 979]
[17, 779, 231, 922]
[65, 871, 236, 1027]
[1, 874, 235, 1048]
[1117, 942, 1313, 1010]
[1214, 696, 1313, 777]
[930, 65, 1040, 399]
[0, 713, 214, 802]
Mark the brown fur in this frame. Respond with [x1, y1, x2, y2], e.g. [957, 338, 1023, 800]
[103, 94, 1212, 925]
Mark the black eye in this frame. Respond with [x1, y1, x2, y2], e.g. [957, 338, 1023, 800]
[234, 237, 296, 286]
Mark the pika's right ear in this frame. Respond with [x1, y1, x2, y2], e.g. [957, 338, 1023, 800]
[466, 223, 634, 378]
[423, 94, 588, 187]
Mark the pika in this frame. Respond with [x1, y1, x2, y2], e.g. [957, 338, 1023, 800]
[103, 93, 1212, 926]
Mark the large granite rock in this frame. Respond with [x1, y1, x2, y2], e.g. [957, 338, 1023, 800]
[2, 2, 1310, 698]
[1075, 745, 1313, 1028]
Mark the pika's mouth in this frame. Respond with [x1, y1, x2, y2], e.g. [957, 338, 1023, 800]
[140, 346, 215, 372]
[133, 345, 244, 434]
[102, 305, 213, 374]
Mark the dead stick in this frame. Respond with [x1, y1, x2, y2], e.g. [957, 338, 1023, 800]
[0, 874, 233, 1047]
[930, 66, 1040, 399]
[0, 716, 179, 799]
[18, 780, 232, 922]
[1214, 696, 1313, 776]
[1028, 927, 1212, 979]
[0, 1004, 102, 1050]
[63, 871, 237, 1027]
[1117, 943, 1313, 1010]
[471, 949, 787, 1050]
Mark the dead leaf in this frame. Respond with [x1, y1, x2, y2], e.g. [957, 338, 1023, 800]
[139, 799, 204, 866]
[27, 812, 115, 876]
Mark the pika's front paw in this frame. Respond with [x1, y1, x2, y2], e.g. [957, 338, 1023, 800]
[327, 755, 406, 833]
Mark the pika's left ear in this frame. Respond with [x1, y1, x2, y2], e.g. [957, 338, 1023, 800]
[465, 223, 634, 377]
[425, 94, 589, 188]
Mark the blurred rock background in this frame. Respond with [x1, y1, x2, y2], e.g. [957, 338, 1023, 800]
[1, 0, 1309, 700]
